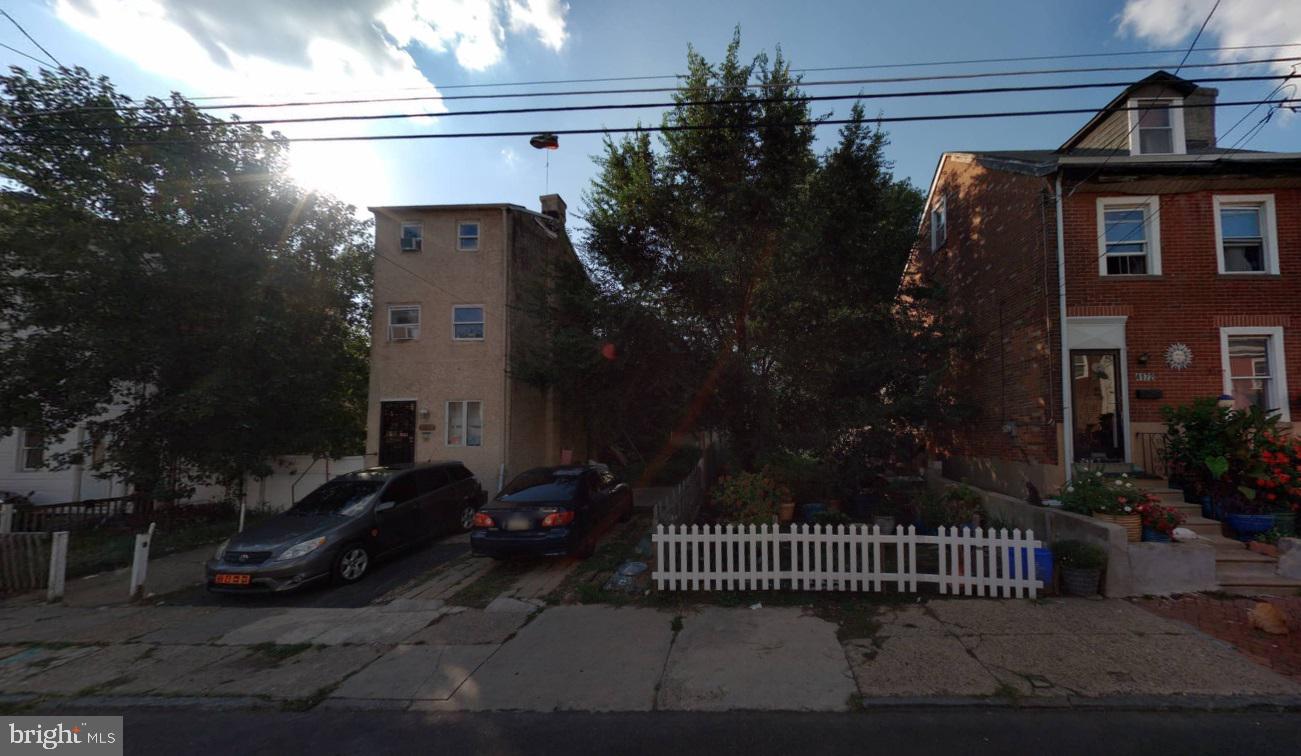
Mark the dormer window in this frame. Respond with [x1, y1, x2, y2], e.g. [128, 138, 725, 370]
[930, 195, 947, 251]
[1128, 98, 1185, 155]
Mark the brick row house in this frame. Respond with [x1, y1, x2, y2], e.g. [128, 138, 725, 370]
[905, 71, 1301, 497]
[366, 195, 584, 491]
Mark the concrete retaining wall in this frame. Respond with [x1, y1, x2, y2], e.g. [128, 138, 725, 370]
[926, 469, 1216, 597]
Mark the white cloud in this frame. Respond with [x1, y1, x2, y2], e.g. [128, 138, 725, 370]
[1119, 0, 1301, 73]
[52, 0, 570, 206]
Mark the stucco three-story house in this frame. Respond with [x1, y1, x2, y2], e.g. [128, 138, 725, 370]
[905, 71, 1301, 497]
[365, 194, 584, 491]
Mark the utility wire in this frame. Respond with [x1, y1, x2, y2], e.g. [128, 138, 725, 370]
[181, 41, 1301, 101]
[13, 74, 1293, 135]
[0, 40, 50, 67]
[1174, 0, 1221, 75]
[0, 9, 60, 67]
[6, 97, 1296, 148]
[9, 54, 1301, 120]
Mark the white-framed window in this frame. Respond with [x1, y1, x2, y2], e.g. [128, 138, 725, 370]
[18, 429, 44, 471]
[452, 305, 484, 341]
[446, 400, 483, 447]
[387, 305, 421, 341]
[1127, 98, 1185, 155]
[1097, 196, 1161, 276]
[457, 221, 480, 252]
[929, 195, 947, 252]
[1220, 326, 1290, 422]
[400, 222, 423, 252]
[1213, 195, 1279, 275]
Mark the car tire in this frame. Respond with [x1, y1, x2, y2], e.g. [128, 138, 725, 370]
[333, 543, 371, 584]
[458, 504, 477, 533]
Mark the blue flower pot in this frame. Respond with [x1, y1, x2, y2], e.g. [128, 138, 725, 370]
[1200, 496, 1214, 520]
[1225, 513, 1275, 542]
[802, 502, 827, 523]
[1005, 547, 1053, 586]
[1141, 526, 1171, 543]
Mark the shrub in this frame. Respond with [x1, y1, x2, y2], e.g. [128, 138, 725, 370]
[1053, 540, 1107, 571]
[708, 472, 789, 525]
[759, 449, 828, 503]
[813, 510, 852, 527]
[1057, 469, 1154, 516]
[1254, 432, 1301, 515]
[1161, 399, 1279, 499]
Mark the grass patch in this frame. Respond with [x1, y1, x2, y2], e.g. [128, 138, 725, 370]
[546, 513, 652, 605]
[670, 615, 684, 633]
[993, 681, 1022, 701]
[65, 514, 270, 578]
[280, 683, 336, 712]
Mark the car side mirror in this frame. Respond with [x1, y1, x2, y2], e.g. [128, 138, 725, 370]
[375, 499, 397, 513]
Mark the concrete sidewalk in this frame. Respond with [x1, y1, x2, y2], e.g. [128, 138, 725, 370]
[1, 597, 1297, 712]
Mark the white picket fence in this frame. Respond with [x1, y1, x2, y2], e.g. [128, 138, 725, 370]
[653, 524, 1042, 598]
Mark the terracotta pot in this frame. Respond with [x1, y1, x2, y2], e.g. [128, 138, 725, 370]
[1247, 541, 1280, 558]
[1093, 512, 1141, 543]
[778, 501, 796, 524]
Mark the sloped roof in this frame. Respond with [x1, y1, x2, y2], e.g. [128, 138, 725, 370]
[1058, 70, 1201, 152]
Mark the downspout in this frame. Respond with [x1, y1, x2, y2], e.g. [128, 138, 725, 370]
[501, 207, 512, 493]
[1054, 173, 1074, 482]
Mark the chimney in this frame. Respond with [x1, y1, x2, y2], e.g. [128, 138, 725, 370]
[1184, 86, 1218, 151]
[540, 194, 566, 226]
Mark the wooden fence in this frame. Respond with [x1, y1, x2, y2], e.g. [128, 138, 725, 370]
[653, 524, 1042, 598]
[7, 496, 139, 532]
[652, 443, 718, 527]
[0, 532, 51, 594]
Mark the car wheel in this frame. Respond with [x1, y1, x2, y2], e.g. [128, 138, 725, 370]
[458, 504, 477, 532]
[334, 544, 371, 583]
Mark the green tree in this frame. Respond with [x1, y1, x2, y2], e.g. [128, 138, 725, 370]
[520, 32, 965, 475]
[0, 66, 372, 500]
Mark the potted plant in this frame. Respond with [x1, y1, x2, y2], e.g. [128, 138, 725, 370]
[1137, 500, 1184, 542]
[1248, 529, 1281, 558]
[1255, 431, 1300, 537]
[1054, 540, 1107, 597]
[1058, 469, 1142, 542]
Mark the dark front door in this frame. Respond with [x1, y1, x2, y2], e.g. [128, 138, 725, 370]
[1071, 349, 1125, 462]
[378, 400, 416, 467]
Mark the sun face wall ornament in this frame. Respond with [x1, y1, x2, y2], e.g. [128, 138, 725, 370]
[1164, 342, 1193, 370]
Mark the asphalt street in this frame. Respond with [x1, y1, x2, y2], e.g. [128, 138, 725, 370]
[83, 708, 1301, 756]
[159, 538, 470, 609]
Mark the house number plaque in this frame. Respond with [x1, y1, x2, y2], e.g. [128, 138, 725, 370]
[1134, 372, 1156, 382]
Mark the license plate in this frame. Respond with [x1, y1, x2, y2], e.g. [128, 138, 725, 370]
[505, 516, 532, 531]
[214, 573, 251, 586]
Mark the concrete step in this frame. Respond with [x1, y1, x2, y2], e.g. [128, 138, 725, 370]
[1182, 517, 1224, 537]
[1216, 564, 1301, 596]
[1206, 535, 1276, 563]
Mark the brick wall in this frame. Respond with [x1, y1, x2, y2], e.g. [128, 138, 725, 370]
[904, 155, 1063, 490]
[1063, 185, 1301, 425]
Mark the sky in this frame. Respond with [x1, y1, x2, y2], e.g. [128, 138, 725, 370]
[2, 0, 1299, 232]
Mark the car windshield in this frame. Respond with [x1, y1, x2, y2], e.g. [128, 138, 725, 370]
[289, 480, 382, 516]
[498, 469, 584, 503]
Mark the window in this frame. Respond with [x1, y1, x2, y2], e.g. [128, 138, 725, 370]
[446, 401, 483, 447]
[19, 429, 44, 471]
[452, 305, 484, 340]
[400, 222, 423, 252]
[458, 221, 479, 252]
[1214, 195, 1278, 274]
[383, 474, 419, 504]
[930, 195, 947, 251]
[388, 305, 420, 341]
[1127, 98, 1185, 155]
[1097, 196, 1161, 276]
[1220, 327, 1290, 422]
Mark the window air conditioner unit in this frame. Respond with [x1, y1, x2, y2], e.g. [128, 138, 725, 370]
[389, 325, 418, 341]
[400, 236, 422, 252]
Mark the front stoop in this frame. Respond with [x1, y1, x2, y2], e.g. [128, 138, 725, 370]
[1141, 483, 1301, 597]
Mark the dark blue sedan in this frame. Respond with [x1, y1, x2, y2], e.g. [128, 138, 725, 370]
[470, 465, 633, 559]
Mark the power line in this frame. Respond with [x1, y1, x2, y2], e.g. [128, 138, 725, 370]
[9, 54, 1301, 120]
[0, 9, 60, 68]
[5, 96, 1297, 149]
[13, 74, 1293, 135]
[1174, 0, 1220, 75]
[0, 40, 50, 67]
[181, 41, 1301, 101]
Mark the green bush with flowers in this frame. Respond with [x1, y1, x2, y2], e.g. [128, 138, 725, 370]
[708, 472, 790, 525]
[1058, 468, 1155, 516]
[1254, 431, 1301, 515]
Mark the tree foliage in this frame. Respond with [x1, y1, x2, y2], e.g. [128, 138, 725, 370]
[517, 33, 967, 474]
[0, 66, 372, 499]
